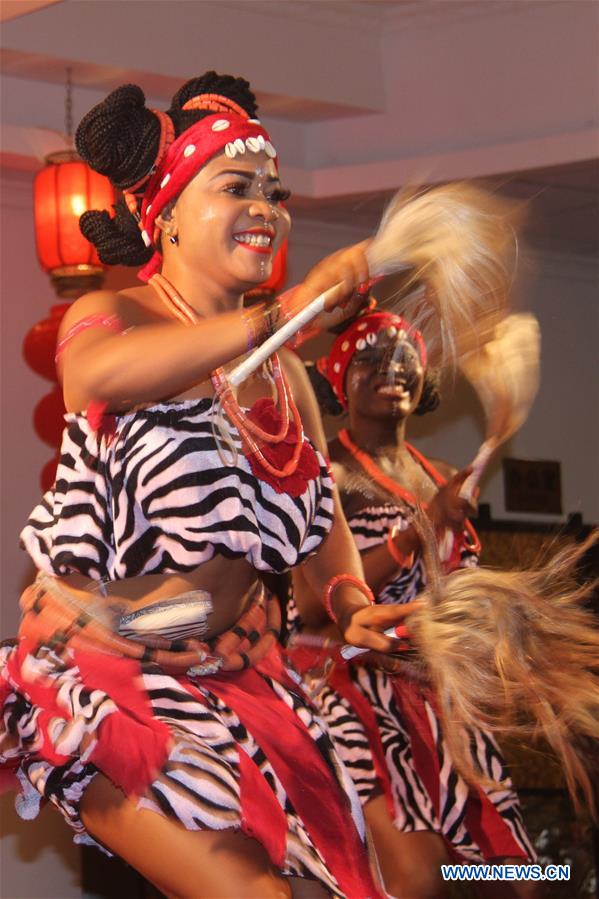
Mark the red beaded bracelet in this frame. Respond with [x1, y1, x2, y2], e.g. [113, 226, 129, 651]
[323, 574, 375, 625]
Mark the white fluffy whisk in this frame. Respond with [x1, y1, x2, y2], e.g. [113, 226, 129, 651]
[229, 182, 520, 387]
[459, 313, 541, 499]
[369, 182, 520, 366]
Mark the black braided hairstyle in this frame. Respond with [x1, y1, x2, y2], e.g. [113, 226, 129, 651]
[306, 310, 441, 417]
[76, 72, 258, 267]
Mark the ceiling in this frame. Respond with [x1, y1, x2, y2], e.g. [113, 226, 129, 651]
[289, 159, 599, 257]
[1, 0, 597, 257]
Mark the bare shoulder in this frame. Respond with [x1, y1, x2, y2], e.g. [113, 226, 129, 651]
[58, 286, 160, 342]
[327, 437, 350, 489]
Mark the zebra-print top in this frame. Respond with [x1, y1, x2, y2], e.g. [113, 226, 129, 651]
[21, 398, 335, 581]
[348, 503, 478, 605]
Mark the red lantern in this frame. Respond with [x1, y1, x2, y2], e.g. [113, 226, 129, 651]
[34, 151, 114, 298]
[33, 385, 67, 447]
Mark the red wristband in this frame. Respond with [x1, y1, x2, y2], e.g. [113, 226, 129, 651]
[323, 574, 375, 625]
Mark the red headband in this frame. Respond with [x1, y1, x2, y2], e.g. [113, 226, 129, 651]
[135, 112, 276, 281]
[322, 311, 427, 410]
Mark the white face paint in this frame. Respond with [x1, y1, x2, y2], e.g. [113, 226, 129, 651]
[346, 333, 425, 420]
[162, 151, 291, 291]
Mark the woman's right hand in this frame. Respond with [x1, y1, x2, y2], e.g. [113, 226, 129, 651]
[339, 601, 421, 654]
[282, 241, 372, 330]
[427, 468, 477, 533]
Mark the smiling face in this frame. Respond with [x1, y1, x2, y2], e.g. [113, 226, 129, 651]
[345, 330, 425, 422]
[160, 150, 291, 291]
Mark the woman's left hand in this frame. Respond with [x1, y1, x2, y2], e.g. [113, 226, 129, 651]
[427, 467, 478, 533]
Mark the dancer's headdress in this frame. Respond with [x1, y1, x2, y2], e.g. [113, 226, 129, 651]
[318, 309, 427, 409]
[133, 98, 277, 280]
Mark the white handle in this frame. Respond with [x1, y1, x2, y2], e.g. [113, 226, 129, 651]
[459, 438, 497, 501]
[229, 283, 341, 387]
[341, 626, 398, 660]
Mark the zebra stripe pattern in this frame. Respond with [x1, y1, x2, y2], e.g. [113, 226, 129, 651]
[287, 500, 533, 862]
[21, 399, 334, 581]
[0, 642, 365, 898]
[347, 503, 478, 605]
[301, 663, 535, 863]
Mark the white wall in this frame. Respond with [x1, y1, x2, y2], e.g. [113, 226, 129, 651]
[408, 252, 599, 524]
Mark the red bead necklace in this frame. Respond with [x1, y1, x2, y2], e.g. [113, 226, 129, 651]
[150, 272, 304, 479]
[338, 428, 481, 554]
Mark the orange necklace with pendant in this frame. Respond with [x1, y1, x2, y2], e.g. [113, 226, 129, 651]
[338, 427, 481, 554]
[150, 272, 304, 479]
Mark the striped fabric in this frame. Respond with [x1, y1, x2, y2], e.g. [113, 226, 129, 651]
[348, 503, 478, 605]
[21, 398, 335, 580]
[2, 399, 382, 896]
[0, 642, 371, 897]
[287, 494, 534, 863]
[305, 663, 534, 862]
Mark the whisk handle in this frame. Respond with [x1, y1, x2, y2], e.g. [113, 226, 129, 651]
[341, 625, 409, 660]
[459, 438, 497, 501]
[229, 284, 341, 387]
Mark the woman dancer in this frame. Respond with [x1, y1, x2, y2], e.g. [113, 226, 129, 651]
[290, 308, 538, 899]
[0, 73, 410, 899]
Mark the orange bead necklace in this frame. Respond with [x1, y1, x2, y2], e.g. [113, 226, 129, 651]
[338, 428, 481, 554]
[150, 272, 304, 479]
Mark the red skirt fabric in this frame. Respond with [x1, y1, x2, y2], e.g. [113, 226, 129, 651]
[288, 642, 535, 864]
[0, 638, 381, 899]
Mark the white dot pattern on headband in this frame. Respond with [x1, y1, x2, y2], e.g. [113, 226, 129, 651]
[257, 134, 266, 150]
[333, 362, 341, 373]
[246, 137, 261, 153]
[212, 119, 230, 132]
[141, 230, 151, 247]
[265, 141, 277, 158]
[146, 204, 152, 214]
[399, 329, 406, 339]
[357, 323, 367, 331]
[387, 326, 397, 337]
[356, 338, 367, 351]
[234, 138, 246, 154]
[248, 118, 261, 125]
[366, 332, 377, 346]
[183, 144, 196, 158]
[160, 173, 171, 189]
[341, 341, 350, 352]
[225, 143, 237, 159]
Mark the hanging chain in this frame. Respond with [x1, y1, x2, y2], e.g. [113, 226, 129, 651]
[65, 67, 73, 143]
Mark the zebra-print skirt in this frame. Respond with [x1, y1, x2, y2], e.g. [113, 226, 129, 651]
[288, 641, 535, 864]
[0, 639, 380, 899]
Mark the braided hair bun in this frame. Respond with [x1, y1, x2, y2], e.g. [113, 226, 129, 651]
[75, 72, 258, 267]
[169, 72, 257, 134]
[76, 84, 160, 192]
